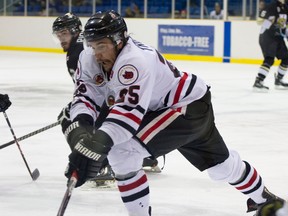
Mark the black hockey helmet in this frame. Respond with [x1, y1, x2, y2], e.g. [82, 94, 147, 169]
[52, 13, 82, 35]
[83, 10, 128, 44]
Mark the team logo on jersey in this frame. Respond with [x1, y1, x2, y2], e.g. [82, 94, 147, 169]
[94, 74, 105, 86]
[118, 64, 139, 85]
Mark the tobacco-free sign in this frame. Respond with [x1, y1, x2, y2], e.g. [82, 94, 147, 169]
[158, 25, 214, 56]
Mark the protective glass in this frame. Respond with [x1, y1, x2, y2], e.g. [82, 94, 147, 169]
[84, 39, 116, 55]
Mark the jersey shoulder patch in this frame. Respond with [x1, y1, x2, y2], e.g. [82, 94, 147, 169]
[117, 64, 139, 85]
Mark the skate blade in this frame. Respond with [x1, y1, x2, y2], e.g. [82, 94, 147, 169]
[252, 87, 269, 93]
[274, 85, 288, 90]
[142, 165, 162, 173]
[81, 179, 117, 190]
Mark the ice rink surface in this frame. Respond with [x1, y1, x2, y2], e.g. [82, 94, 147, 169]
[0, 50, 287, 216]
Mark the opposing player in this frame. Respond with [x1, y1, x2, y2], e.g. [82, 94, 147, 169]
[52, 13, 84, 82]
[63, 10, 286, 215]
[253, 0, 288, 91]
[0, 94, 11, 112]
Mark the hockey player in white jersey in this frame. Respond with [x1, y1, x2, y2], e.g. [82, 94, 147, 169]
[63, 10, 287, 216]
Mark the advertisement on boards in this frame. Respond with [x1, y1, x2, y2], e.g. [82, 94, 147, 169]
[158, 25, 214, 56]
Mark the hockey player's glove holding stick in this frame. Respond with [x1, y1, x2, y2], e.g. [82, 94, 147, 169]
[63, 114, 113, 187]
[0, 94, 12, 112]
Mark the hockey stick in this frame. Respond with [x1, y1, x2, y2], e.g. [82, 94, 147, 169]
[3, 112, 40, 181]
[0, 120, 60, 150]
[57, 171, 78, 216]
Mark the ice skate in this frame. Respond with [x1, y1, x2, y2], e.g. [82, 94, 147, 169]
[255, 199, 288, 216]
[142, 157, 161, 173]
[84, 164, 116, 189]
[253, 77, 269, 92]
[246, 187, 286, 215]
[274, 73, 288, 90]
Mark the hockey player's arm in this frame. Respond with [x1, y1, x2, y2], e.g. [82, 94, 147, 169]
[260, 19, 273, 34]
[63, 111, 113, 187]
[70, 52, 105, 123]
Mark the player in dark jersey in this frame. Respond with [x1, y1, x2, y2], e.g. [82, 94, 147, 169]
[62, 10, 286, 215]
[0, 94, 11, 112]
[253, 0, 288, 91]
[52, 13, 84, 82]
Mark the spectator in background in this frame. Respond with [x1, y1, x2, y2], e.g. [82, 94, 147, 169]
[189, 0, 208, 19]
[37, 0, 57, 16]
[210, 2, 223, 19]
[124, 2, 141, 18]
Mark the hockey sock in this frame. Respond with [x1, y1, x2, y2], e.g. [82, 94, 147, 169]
[277, 64, 287, 79]
[258, 63, 270, 80]
[117, 170, 150, 216]
[230, 161, 266, 204]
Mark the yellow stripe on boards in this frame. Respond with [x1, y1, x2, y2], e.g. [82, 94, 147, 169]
[0, 46, 280, 66]
[0, 46, 64, 53]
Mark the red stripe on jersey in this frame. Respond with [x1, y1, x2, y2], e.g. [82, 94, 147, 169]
[140, 110, 177, 141]
[118, 174, 147, 192]
[110, 109, 142, 125]
[173, 72, 188, 105]
[80, 99, 96, 112]
[236, 169, 258, 191]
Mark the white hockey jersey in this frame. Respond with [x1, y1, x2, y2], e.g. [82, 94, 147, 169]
[70, 37, 208, 145]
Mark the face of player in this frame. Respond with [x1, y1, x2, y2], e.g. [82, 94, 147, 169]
[55, 29, 73, 52]
[87, 38, 122, 73]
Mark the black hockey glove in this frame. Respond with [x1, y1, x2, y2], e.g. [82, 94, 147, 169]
[65, 129, 113, 187]
[63, 113, 94, 150]
[0, 94, 12, 112]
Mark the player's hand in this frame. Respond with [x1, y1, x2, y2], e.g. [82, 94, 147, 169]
[65, 130, 113, 187]
[65, 148, 103, 187]
[0, 94, 12, 112]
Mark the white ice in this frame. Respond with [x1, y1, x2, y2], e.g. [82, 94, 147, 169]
[0, 50, 287, 216]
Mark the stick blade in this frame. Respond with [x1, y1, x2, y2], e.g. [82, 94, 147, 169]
[32, 168, 40, 181]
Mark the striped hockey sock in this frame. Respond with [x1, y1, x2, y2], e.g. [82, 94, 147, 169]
[230, 161, 266, 204]
[117, 170, 150, 216]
